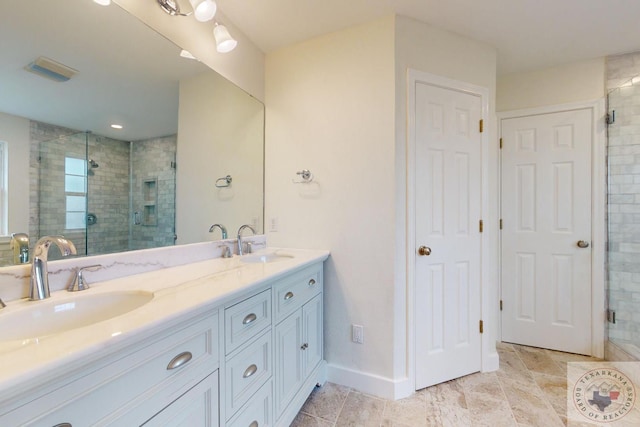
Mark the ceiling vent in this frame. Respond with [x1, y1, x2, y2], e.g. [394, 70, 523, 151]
[25, 56, 78, 82]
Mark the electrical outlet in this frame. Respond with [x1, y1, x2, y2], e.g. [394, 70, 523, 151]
[269, 217, 278, 232]
[352, 324, 364, 344]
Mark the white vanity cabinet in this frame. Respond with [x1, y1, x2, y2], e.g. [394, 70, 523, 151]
[0, 257, 327, 427]
[0, 311, 220, 426]
[273, 265, 324, 425]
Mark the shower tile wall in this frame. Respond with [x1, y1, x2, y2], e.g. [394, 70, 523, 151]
[130, 135, 176, 250]
[86, 135, 130, 256]
[606, 52, 640, 347]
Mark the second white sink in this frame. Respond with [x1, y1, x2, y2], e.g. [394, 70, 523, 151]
[240, 252, 294, 264]
[0, 290, 154, 342]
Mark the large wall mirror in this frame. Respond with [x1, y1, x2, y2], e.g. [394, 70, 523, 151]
[0, 0, 264, 266]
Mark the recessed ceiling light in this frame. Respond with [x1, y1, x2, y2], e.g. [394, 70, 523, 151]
[111, 124, 123, 129]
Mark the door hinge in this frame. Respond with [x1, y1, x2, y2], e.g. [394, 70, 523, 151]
[479, 219, 484, 233]
[479, 119, 484, 133]
[499, 219, 503, 230]
[479, 320, 484, 334]
[499, 137, 503, 149]
[500, 300, 503, 311]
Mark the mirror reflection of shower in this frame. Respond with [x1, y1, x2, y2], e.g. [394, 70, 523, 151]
[88, 158, 99, 175]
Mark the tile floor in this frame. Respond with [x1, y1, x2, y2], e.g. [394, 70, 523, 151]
[291, 342, 599, 426]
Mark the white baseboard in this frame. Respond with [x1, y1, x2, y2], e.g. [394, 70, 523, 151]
[326, 364, 413, 400]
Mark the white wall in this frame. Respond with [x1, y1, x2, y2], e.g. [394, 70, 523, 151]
[0, 112, 30, 238]
[115, 0, 265, 101]
[266, 14, 498, 398]
[265, 16, 397, 387]
[176, 71, 264, 244]
[497, 58, 606, 111]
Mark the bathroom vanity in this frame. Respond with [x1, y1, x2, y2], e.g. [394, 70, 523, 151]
[0, 247, 329, 426]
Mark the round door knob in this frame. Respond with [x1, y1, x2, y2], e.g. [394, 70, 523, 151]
[418, 246, 432, 256]
[577, 240, 590, 248]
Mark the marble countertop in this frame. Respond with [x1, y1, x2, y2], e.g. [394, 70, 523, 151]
[0, 247, 329, 401]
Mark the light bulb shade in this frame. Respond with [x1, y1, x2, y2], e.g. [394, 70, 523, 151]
[214, 24, 237, 53]
[189, 0, 217, 22]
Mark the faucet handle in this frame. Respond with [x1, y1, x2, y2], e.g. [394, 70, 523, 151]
[217, 244, 232, 258]
[68, 264, 102, 292]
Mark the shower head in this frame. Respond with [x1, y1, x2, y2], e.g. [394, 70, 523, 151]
[89, 159, 99, 168]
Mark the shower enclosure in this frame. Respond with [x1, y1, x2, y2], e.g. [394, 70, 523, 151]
[32, 126, 176, 259]
[606, 59, 640, 359]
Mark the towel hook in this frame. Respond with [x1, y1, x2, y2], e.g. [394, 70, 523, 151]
[293, 169, 313, 184]
[215, 175, 232, 188]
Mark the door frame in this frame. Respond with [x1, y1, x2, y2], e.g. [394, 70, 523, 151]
[498, 99, 606, 358]
[407, 69, 498, 393]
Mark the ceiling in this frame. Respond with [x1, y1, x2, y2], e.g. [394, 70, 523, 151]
[0, 0, 207, 141]
[218, 0, 640, 75]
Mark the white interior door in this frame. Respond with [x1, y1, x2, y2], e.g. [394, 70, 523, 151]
[414, 82, 483, 389]
[501, 108, 593, 355]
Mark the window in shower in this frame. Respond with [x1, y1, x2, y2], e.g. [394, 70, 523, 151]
[64, 156, 87, 230]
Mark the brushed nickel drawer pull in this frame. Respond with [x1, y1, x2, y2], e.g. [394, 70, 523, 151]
[166, 351, 193, 370]
[300, 343, 308, 350]
[243, 313, 258, 325]
[284, 291, 294, 300]
[243, 364, 258, 378]
[308, 279, 316, 286]
[249, 422, 258, 427]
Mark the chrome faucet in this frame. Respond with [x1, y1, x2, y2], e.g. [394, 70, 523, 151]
[68, 264, 102, 292]
[209, 223, 228, 239]
[237, 224, 256, 256]
[30, 236, 77, 301]
[10, 233, 30, 264]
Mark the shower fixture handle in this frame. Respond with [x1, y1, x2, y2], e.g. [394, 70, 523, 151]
[576, 240, 590, 249]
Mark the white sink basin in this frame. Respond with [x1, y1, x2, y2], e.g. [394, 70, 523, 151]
[240, 252, 294, 264]
[0, 291, 154, 341]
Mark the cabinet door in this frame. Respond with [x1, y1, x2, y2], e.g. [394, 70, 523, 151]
[302, 293, 323, 378]
[142, 371, 219, 427]
[274, 309, 304, 416]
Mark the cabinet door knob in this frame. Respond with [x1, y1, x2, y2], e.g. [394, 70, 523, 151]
[53, 424, 72, 427]
[242, 313, 257, 325]
[166, 351, 193, 370]
[308, 279, 316, 286]
[243, 364, 258, 378]
[284, 291, 294, 300]
[249, 422, 259, 427]
[300, 343, 309, 350]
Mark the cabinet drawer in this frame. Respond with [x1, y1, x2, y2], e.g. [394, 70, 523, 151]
[3, 313, 219, 427]
[227, 380, 272, 427]
[273, 265, 322, 323]
[225, 329, 272, 419]
[142, 371, 219, 427]
[225, 289, 271, 355]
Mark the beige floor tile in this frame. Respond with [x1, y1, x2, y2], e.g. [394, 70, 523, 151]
[294, 344, 604, 427]
[513, 344, 566, 376]
[301, 382, 351, 423]
[496, 349, 535, 384]
[334, 391, 385, 427]
[499, 376, 564, 427]
[291, 412, 335, 427]
[382, 389, 426, 427]
[532, 372, 567, 417]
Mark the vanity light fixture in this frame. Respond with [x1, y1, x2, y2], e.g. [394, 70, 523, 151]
[213, 23, 237, 53]
[93, 0, 111, 5]
[110, 124, 123, 129]
[157, 0, 217, 21]
[189, 0, 217, 22]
